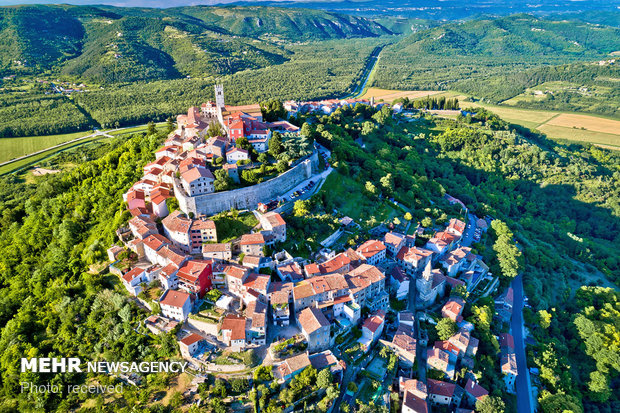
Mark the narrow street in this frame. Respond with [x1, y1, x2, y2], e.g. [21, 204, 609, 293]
[511, 274, 535, 413]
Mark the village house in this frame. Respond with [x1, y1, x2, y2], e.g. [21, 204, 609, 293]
[317, 252, 352, 275]
[160, 290, 192, 321]
[276, 261, 304, 282]
[240, 233, 265, 256]
[383, 231, 406, 256]
[402, 390, 429, 413]
[268, 282, 293, 326]
[495, 287, 514, 324]
[128, 215, 158, 240]
[226, 147, 249, 164]
[202, 243, 232, 261]
[180, 166, 214, 196]
[463, 379, 489, 405]
[448, 330, 479, 359]
[391, 265, 410, 301]
[381, 324, 416, 368]
[179, 333, 203, 358]
[426, 347, 456, 380]
[292, 273, 350, 314]
[189, 218, 217, 253]
[224, 264, 250, 296]
[397, 246, 434, 276]
[355, 240, 387, 266]
[298, 306, 331, 353]
[500, 333, 517, 393]
[427, 379, 463, 407]
[143, 234, 171, 265]
[358, 310, 386, 352]
[243, 273, 271, 298]
[440, 246, 473, 276]
[258, 211, 287, 244]
[426, 231, 459, 257]
[220, 314, 247, 350]
[176, 259, 212, 298]
[441, 297, 466, 322]
[162, 211, 192, 252]
[346, 264, 388, 311]
[246, 300, 268, 345]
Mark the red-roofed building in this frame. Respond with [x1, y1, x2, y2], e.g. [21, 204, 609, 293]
[177, 259, 212, 298]
[398, 246, 434, 275]
[464, 379, 488, 404]
[180, 166, 214, 196]
[160, 290, 192, 321]
[318, 253, 351, 275]
[358, 310, 385, 351]
[220, 315, 247, 350]
[441, 297, 465, 322]
[298, 306, 331, 353]
[126, 189, 146, 211]
[240, 233, 265, 256]
[403, 390, 429, 413]
[427, 379, 463, 407]
[356, 240, 387, 266]
[259, 212, 287, 243]
[226, 147, 249, 164]
[383, 231, 406, 256]
[179, 333, 203, 358]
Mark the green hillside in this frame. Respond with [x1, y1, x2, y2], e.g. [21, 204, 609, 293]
[373, 14, 620, 91]
[397, 14, 620, 57]
[0, 4, 391, 82]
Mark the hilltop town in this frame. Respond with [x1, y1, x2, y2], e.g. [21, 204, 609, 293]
[104, 88, 522, 413]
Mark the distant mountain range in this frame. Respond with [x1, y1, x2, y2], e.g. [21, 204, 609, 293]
[0, 4, 391, 81]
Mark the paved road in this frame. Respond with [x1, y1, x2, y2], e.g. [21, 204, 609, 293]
[460, 213, 478, 248]
[341, 45, 385, 100]
[511, 274, 534, 413]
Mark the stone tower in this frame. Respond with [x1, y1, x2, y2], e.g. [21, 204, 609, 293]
[215, 84, 225, 109]
[416, 260, 433, 307]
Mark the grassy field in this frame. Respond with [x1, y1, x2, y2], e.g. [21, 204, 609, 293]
[360, 87, 443, 103]
[0, 123, 166, 175]
[0, 130, 91, 163]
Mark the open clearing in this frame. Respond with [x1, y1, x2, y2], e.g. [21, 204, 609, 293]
[360, 87, 443, 102]
[544, 113, 620, 135]
[0, 131, 90, 163]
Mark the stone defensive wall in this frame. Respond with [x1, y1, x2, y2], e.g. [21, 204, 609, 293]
[174, 151, 320, 216]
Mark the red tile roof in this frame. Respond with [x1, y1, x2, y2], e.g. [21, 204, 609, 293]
[298, 306, 329, 334]
[240, 233, 265, 245]
[180, 333, 203, 346]
[221, 315, 246, 341]
[160, 290, 191, 308]
[356, 240, 386, 259]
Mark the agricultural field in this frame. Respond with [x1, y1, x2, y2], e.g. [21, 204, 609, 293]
[360, 87, 443, 102]
[378, 88, 620, 149]
[0, 131, 90, 163]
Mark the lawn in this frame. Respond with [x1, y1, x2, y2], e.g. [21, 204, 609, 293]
[319, 172, 400, 226]
[0, 130, 90, 163]
[211, 211, 259, 243]
[536, 124, 620, 149]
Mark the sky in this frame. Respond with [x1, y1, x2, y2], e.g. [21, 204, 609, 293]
[0, 0, 294, 6]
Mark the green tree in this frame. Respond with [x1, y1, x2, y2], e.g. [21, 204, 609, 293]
[147, 121, 156, 135]
[476, 396, 505, 413]
[276, 159, 288, 173]
[436, 318, 458, 340]
[404, 212, 413, 221]
[538, 309, 552, 329]
[365, 181, 378, 196]
[293, 200, 311, 217]
[317, 368, 332, 389]
[269, 132, 284, 156]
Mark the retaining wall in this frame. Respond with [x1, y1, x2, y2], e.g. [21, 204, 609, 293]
[175, 151, 319, 216]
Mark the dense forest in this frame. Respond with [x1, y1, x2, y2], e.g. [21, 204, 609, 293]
[373, 14, 620, 93]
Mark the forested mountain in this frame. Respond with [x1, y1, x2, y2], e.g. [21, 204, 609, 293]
[373, 14, 620, 92]
[0, 4, 391, 81]
[394, 14, 619, 59]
